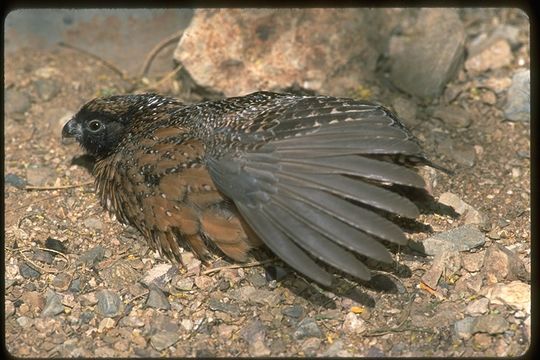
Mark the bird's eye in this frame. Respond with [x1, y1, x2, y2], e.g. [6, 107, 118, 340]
[88, 120, 103, 132]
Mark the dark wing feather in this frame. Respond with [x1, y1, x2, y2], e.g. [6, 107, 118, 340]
[208, 96, 426, 285]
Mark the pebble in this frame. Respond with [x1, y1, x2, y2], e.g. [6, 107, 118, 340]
[25, 165, 57, 187]
[421, 250, 461, 289]
[173, 277, 194, 291]
[19, 262, 41, 279]
[180, 318, 193, 331]
[179, 251, 201, 275]
[504, 69, 530, 122]
[145, 285, 171, 310]
[454, 316, 477, 340]
[5, 300, 15, 318]
[324, 340, 345, 357]
[141, 263, 178, 290]
[481, 281, 530, 313]
[433, 105, 471, 128]
[77, 246, 105, 267]
[300, 337, 322, 356]
[461, 251, 485, 273]
[264, 265, 289, 282]
[96, 290, 123, 317]
[412, 224, 486, 255]
[52, 273, 72, 290]
[119, 315, 145, 328]
[465, 298, 490, 316]
[83, 217, 104, 231]
[41, 290, 64, 317]
[32, 249, 55, 264]
[438, 192, 486, 225]
[247, 272, 267, 287]
[69, 278, 82, 293]
[482, 244, 529, 284]
[194, 275, 214, 290]
[208, 298, 240, 316]
[294, 317, 322, 340]
[473, 314, 509, 335]
[45, 237, 67, 254]
[5, 88, 32, 116]
[17, 316, 34, 328]
[98, 317, 116, 332]
[391, 96, 419, 127]
[465, 39, 513, 73]
[34, 78, 60, 101]
[151, 330, 181, 351]
[241, 319, 270, 357]
[342, 312, 367, 335]
[79, 311, 95, 324]
[5, 173, 27, 189]
[282, 304, 304, 319]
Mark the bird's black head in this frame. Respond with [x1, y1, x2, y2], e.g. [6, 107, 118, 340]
[62, 93, 181, 157]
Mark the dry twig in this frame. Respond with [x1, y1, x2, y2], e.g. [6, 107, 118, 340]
[140, 30, 184, 78]
[202, 259, 276, 275]
[25, 180, 94, 191]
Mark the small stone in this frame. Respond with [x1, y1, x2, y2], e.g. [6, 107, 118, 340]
[5, 173, 27, 189]
[454, 316, 476, 340]
[34, 78, 60, 101]
[150, 330, 181, 351]
[482, 244, 529, 284]
[249, 338, 271, 357]
[412, 224, 485, 256]
[52, 273, 72, 290]
[173, 277, 194, 291]
[472, 333, 493, 350]
[96, 290, 123, 317]
[433, 105, 471, 128]
[5, 300, 15, 318]
[45, 237, 67, 254]
[324, 340, 345, 357]
[466, 298, 490, 316]
[247, 272, 267, 287]
[461, 251, 485, 273]
[465, 39, 513, 73]
[26, 165, 57, 186]
[32, 249, 55, 264]
[264, 265, 289, 282]
[119, 315, 145, 328]
[472, 314, 509, 335]
[194, 275, 214, 290]
[179, 251, 201, 275]
[21, 291, 45, 313]
[80, 292, 98, 306]
[208, 298, 240, 316]
[504, 69, 530, 122]
[98, 317, 116, 332]
[241, 319, 270, 357]
[69, 278, 82, 293]
[181, 318, 193, 331]
[480, 90, 497, 105]
[342, 312, 367, 335]
[83, 217, 104, 231]
[294, 317, 322, 340]
[481, 281, 530, 314]
[391, 96, 419, 127]
[141, 263, 178, 289]
[145, 285, 171, 310]
[17, 316, 34, 328]
[78, 246, 106, 267]
[300, 337, 322, 356]
[19, 262, 41, 279]
[282, 304, 304, 319]
[5, 88, 31, 115]
[41, 290, 64, 317]
[421, 250, 461, 289]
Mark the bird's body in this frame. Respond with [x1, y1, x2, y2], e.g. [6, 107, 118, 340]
[63, 91, 442, 286]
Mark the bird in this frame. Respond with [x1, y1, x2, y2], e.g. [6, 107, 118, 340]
[62, 91, 448, 287]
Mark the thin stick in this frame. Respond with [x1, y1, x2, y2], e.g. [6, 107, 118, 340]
[151, 63, 183, 89]
[58, 41, 126, 78]
[140, 30, 184, 79]
[202, 259, 276, 275]
[25, 180, 94, 191]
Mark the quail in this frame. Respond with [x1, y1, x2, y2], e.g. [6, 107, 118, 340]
[62, 91, 447, 286]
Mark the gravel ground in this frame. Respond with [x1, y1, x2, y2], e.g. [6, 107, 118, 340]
[4, 8, 530, 357]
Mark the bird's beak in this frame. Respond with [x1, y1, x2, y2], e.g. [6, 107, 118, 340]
[61, 118, 82, 144]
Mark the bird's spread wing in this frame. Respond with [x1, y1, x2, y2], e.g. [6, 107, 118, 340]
[208, 96, 426, 286]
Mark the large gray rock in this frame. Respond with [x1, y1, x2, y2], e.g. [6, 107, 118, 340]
[388, 9, 465, 99]
[174, 9, 398, 97]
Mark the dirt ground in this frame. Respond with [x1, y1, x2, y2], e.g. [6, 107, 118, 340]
[4, 8, 530, 357]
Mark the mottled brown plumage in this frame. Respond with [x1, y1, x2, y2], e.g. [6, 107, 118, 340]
[62, 91, 445, 286]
